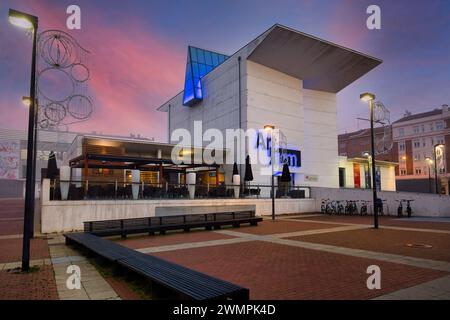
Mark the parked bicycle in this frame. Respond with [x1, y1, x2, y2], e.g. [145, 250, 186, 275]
[396, 199, 403, 217]
[345, 200, 358, 215]
[360, 200, 370, 215]
[404, 199, 414, 218]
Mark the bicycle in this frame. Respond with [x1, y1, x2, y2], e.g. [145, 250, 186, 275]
[321, 199, 329, 214]
[405, 199, 414, 218]
[336, 200, 345, 215]
[396, 200, 403, 217]
[360, 200, 369, 215]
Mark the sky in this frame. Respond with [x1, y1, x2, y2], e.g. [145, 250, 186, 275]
[0, 0, 449, 142]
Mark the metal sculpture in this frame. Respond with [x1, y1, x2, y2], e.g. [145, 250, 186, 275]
[373, 101, 393, 155]
[36, 29, 93, 129]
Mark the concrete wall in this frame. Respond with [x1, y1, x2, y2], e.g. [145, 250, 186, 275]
[245, 60, 303, 185]
[40, 179, 315, 233]
[302, 89, 339, 188]
[311, 186, 450, 217]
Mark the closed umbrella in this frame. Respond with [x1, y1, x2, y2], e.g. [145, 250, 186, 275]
[244, 155, 253, 182]
[280, 163, 291, 182]
[232, 162, 239, 175]
[46, 151, 59, 180]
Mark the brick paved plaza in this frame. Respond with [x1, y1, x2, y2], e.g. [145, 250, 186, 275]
[0, 199, 449, 300]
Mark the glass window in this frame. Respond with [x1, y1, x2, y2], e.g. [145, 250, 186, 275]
[415, 168, 422, 175]
[204, 51, 212, 65]
[183, 47, 229, 106]
[398, 128, 404, 136]
[436, 121, 444, 130]
[399, 141, 405, 151]
[413, 140, 420, 148]
[421, 124, 425, 132]
[413, 126, 419, 134]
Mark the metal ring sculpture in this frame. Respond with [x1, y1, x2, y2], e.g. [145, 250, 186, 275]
[373, 101, 394, 155]
[36, 29, 93, 129]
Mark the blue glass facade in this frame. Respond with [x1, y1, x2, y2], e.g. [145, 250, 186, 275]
[183, 46, 228, 106]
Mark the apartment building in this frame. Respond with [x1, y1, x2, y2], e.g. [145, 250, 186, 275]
[393, 104, 450, 194]
[338, 104, 449, 194]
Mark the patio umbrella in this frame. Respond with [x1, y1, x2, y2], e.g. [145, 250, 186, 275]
[280, 163, 291, 182]
[46, 151, 59, 180]
[232, 162, 239, 183]
[244, 155, 253, 182]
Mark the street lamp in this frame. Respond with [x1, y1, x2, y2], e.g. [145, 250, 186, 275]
[9, 8, 38, 272]
[264, 124, 276, 220]
[425, 157, 433, 193]
[433, 144, 444, 195]
[360, 92, 379, 229]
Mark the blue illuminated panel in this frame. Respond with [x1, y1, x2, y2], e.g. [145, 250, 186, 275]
[183, 46, 228, 106]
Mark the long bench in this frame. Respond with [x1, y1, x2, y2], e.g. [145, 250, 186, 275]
[84, 210, 262, 238]
[65, 232, 249, 300]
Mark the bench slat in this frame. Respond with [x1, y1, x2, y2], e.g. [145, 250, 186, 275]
[64, 232, 249, 300]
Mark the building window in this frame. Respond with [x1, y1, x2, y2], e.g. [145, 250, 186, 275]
[430, 123, 434, 131]
[422, 139, 426, 147]
[421, 124, 425, 132]
[436, 137, 445, 145]
[399, 141, 405, 151]
[400, 169, 407, 175]
[413, 126, 419, 134]
[436, 121, 444, 130]
[413, 140, 420, 148]
[398, 128, 404, 137]
[415, 168, 422, 175]
[413, 153, 420, 161]
[338, 168, 346, 188]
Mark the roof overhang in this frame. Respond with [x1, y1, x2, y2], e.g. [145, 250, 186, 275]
[247, 24, 382, 93]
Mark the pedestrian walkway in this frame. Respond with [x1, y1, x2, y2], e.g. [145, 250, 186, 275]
[48, 235, 120, 300]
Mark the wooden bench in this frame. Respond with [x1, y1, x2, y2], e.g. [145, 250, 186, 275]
[64, 232, 249, 300]
[84, 211, 262, 238]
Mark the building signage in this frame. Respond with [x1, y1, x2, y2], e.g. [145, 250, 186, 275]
[279, 148, 301, 168]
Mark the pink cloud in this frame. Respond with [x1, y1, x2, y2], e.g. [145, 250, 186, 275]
[3, 0, 186, 141]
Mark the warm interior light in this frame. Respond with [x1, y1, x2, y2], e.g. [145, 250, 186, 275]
[401, 155, 407, 161]
[360, 92, 375, 103]
[22, 96, 31, 107]
[8, 15, 33, 29]
[264, 125, 275, 131]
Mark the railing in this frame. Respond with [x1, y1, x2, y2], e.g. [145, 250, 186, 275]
[49, 179, 311, 201]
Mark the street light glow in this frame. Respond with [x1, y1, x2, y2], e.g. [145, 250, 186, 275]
[22, 96, 31, 107]
[264, 124, 275, 131]
[8, 9, 37, 30]
[360, 92, 375, 102]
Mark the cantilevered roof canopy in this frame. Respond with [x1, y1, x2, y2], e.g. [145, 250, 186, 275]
[247, 25, 382, 93]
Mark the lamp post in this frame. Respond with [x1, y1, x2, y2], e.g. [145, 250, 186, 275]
[360, 92, 378, 229]
[433, 144, 444, 195]
[22, 96, 39, 239]
[264, 124, 275, 220]
[425, 157, 433, 193]
[9, 8, 38, 272]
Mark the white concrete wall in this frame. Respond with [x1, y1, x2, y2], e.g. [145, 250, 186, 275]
[302, 89, 339, 188]
[245, 61, 304, 186]
[41, 199, 316, 234]
[311, 187, 450, 217]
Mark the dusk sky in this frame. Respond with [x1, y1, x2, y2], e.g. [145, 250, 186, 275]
[1, 0, 449, 142]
